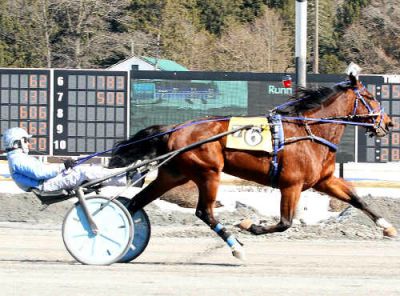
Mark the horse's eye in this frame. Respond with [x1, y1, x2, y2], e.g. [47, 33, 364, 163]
[364, 93, 373, 100]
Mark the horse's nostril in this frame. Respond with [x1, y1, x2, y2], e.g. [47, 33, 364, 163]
[388, 121, 394, 128]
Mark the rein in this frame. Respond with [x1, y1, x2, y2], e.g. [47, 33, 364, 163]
[266, 81, 385, 186]
[270, 81, 384, 152]
[74, 117, 231, 166]
[280, 115, 378, 127]
[75, 80, 383, 169]
[274, 83, 382, 128]
[277, 113, 380, 152]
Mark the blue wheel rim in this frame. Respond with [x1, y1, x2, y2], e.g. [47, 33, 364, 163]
[117, 197, 151, 263]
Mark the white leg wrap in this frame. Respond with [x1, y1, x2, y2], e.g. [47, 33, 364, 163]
[231, 243, 246, 261]
[376, 218, 392, 229]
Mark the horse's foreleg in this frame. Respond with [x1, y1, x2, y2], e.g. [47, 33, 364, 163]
[240, 184, 302, 235]
[314, 176, 397, 237]
[128, 168, 187, 213]
[194, 171, 245, 260]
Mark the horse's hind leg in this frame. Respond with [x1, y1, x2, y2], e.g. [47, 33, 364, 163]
[128, 168, 188, 213]
[314, 176, 397, 237]
[194, 170, 245, 260]
[240, 184, 302, 235]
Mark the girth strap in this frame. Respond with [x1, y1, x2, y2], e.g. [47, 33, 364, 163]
[284, 135, 338, 151]
[284, 118, 338, 151]
[268, 114, 285, 188]
[266, 113, 338, 189]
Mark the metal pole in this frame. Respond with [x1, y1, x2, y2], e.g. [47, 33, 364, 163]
[295, 0, 307, 87]
[131, 40, 135, 56]
[156, 33, 160, 70]
[313, 0, 319, 73]
[339, 163, 344, 178]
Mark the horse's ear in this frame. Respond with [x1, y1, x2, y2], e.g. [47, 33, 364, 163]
[349, 73, 358, 87]
[345, 62, 361, 88]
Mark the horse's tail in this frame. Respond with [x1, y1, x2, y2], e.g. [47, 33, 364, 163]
[108, 124, 171, 168]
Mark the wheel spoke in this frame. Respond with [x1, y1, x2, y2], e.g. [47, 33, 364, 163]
[77, 237, 93, 252]
[70, 233, 91, 239]
[99, 233, 122, 247]
[63, 197, 134, 265]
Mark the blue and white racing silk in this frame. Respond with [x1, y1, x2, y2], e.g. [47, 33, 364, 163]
[7, 149, 129, 192]
[7, 149, 64, 191]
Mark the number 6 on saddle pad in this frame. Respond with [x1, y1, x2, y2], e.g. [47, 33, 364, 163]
[226, 117, 273, 152]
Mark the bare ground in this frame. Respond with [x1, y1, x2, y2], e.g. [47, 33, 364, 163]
[1, 227, 399, 296]
[0, 189, 399, 241]
[1, 187, 399, 296]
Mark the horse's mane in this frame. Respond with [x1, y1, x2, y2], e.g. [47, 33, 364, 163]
[278, 85, 346, 114]
[108, 124, 172, 168]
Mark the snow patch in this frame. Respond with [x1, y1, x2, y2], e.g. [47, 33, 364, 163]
[1, 161, 399, 225]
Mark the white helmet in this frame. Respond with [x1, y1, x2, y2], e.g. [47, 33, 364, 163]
[2, 127, 32, 151]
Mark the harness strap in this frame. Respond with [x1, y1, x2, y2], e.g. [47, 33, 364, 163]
[268, 114, 284, 188]
[301, 119, 338, 151]
[267, 112, 338, 188]
[284, 135, 337, 151]
[313, 136, 338, 151]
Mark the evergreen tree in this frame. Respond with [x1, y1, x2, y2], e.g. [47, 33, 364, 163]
[160, 0, 196, 66]
[0, 0, 397, 73]
[0, 1, 38, 67]
[308, 0, 338, 73]
[127, 0, 165, 34]
[237, 0, 265, 23]
[195, 0, 233, 35]
[264, 0, 295, 29]
[0, 1, 19, 66]
[336, 0, 371, 33]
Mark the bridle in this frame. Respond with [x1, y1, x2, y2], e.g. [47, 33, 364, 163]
[273, 82, 387, 132]
[352, 86, 385, 133]
[266, 80, 391, 156]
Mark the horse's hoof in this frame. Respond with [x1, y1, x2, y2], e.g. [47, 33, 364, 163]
[238, 219, 253, 231]
[231, 244, 246, 261]
[383, 227, 397, 238]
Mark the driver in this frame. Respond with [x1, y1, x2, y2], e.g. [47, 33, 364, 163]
[2, 127, 143, 192]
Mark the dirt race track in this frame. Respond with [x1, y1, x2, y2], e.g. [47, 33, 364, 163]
[0, 222, 399, 296]
[0, 188, 400, 295]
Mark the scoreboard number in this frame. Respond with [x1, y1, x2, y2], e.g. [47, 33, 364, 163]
[0, 69, 50, 154]
[54, 140, 67, 150]
[52, 70, 128, 155]
[53, 72, 68, 153]
[358, 83, 400, 162]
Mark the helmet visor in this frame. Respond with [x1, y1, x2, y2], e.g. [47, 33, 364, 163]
[22, 137, 31, 144]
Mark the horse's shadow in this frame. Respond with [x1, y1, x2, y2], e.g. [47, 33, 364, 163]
[130, 261, 242, 267]
[0, 259, 242, 267]
[0, 259, 76, 265]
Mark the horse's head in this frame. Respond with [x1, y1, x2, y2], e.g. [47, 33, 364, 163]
[108, 140, 141, 168]
[348, 73, 393, 137]
[108, 148, 132, 168]
[108, 125, 170, 168]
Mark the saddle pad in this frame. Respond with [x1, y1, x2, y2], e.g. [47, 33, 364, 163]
[226, 117, 272, 152]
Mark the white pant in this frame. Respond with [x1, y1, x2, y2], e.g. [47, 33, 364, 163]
[41, 165, 127, 192]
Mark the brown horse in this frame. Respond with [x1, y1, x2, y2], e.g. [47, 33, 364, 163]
[109, 74, 396, 259]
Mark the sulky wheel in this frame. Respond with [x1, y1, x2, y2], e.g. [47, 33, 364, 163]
[62, 196, 133, 265]
[117, 197, 151, 263]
